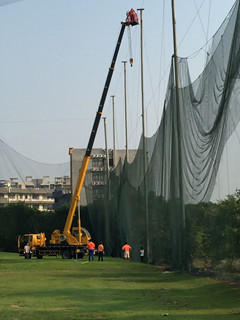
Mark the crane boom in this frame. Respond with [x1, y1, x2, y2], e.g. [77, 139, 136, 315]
[60, 10, 139, 246]
[63, 24, 126, 243]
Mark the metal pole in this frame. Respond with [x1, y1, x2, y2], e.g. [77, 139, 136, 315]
[171, 0, 185, 270]
[103, 118, 110, 199]
[111, 95, 116, 168]
[122, 60, 129, 163]
[7, 183, 10, 204]
[171, 0, 180, 91]
[137, 8, 150, 263]
[77, 201, 81, 244]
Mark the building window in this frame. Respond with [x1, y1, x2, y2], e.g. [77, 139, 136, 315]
[32, 195, 39, 200]
[41, 185, 50, 189]
[9, 194, 16, 200]
[19, 195, 25, 200]
[109, 158, 113, 167]
[93, 188, 99, 195]
[92, 186, 105, 199]
[92, 159, 104, 167]
[92, 173, 104, 181]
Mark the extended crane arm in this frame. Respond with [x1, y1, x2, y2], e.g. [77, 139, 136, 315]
[62, 9, 139, 245]
[63, 24, 126, 241]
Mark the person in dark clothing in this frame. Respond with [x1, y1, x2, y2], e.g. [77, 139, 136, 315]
[98, 242, 104, 261]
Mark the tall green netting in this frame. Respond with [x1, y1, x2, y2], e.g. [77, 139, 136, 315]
[87, 1, 240, 270]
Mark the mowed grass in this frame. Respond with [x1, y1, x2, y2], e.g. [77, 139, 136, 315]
[0, 252, 239, 320]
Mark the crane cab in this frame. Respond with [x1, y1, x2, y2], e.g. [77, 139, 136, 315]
[72, 227, 91, 245]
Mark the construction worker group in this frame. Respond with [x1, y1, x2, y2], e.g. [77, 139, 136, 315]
[87, 240, 136, 261]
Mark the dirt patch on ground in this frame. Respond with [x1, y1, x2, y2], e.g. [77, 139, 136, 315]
[190, 258, 240, 288]
[154, 260, 240, 288]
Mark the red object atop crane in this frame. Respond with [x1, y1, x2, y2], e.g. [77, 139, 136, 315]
[124, 9, 139, 26]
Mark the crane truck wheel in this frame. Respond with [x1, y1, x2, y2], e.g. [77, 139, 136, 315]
[62, 250, 72, 259]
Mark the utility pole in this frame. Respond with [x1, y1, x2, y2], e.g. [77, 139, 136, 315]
[69, 147, 74, 197]
[103, 117, 110, 199]
[111, 95, 116, 168]
[103, 117, 110, 179]
[171, 0, 185, 270]
[137, 8, 150, 263]
[122, 60, 129, 162]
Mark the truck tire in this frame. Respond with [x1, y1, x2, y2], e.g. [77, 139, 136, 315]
[62, 250, 72, 259]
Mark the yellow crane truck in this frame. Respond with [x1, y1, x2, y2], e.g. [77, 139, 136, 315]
[18, 9, 139, 259]
[18, 228, 91, 259]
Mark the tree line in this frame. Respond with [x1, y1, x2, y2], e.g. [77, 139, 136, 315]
[0, 191, 239, 270]
[185, 191, 240, 269]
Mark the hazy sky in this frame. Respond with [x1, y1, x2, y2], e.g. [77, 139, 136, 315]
[0, 0, 236, 163]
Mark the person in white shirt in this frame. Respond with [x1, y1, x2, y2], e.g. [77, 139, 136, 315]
[24, 243, 31, 259]
[140, 247, 144, 263]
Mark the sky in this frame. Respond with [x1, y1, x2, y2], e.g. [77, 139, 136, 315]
[0, 0, 236, 164]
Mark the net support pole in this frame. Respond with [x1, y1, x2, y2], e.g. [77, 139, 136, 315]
[122, 60, 129, 163]
[171, 0, 186, 270]
[103, 117, 110, 200]
[137, 8, 150, 263]
[111, 95, 116, 167]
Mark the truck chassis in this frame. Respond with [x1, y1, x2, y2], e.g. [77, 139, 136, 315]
[19, 244, 87, 259]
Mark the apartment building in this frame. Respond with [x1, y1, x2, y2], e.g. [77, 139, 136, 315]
[0, 176, 71, 211]
[0, 187, 53, 210]
[70, 148, 137, 205]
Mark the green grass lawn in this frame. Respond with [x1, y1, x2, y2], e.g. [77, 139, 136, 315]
[0, 252, 239, 320]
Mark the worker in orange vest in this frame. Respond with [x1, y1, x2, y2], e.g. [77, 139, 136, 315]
[122, 242, 132, 260]
[87, 240, 95, 261]
[98, 241, 104, 261]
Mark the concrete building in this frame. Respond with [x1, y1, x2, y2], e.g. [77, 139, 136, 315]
[0, 176, 71, 211]
[0, 187, 54, 210]
[70, 148, 137, 205]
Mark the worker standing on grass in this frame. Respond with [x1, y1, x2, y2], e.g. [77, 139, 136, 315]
[140, 247, 144, 262]
[98, 242, 104, 261]
[87, 240, 95, 261]
[122, 242, 132, 260]
[24, 242, 31, 259]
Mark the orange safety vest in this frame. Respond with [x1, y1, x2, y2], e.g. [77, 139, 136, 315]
[98, 244, 104, 252]
[122, 244, 131, 252]
[87, 241, 95, 250]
